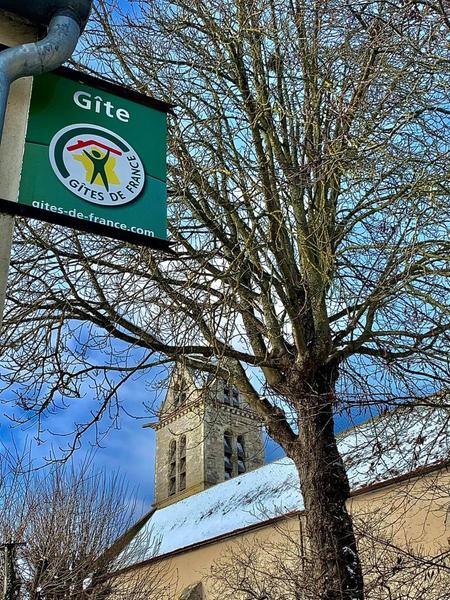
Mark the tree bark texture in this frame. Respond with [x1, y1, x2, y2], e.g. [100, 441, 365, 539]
[285, 369, 364, 600]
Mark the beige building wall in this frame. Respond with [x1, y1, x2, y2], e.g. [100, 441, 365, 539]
[0, 10, 38, 325]
[125, 515, 303, 599]
[349, 468, 450, 553]
[125, 467, 450, 599]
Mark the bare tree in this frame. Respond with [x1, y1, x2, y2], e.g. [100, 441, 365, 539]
[0, 451, 172, 599]
[1, 0, 450, 597]
[208, 492, 450, 600]
[207, 530, 450, 600]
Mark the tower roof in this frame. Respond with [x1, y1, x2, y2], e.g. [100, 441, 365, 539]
[155, 363, 212, 417]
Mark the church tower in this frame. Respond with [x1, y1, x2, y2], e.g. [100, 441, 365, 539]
[150, 365, 264, 508]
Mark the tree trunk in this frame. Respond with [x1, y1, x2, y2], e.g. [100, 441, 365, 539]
[287, 367, 364, 600]
[2, 543, 21, 600]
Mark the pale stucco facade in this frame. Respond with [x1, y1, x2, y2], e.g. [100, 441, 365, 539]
[0, 10, 38, 324]
[119, 465, 450, 599]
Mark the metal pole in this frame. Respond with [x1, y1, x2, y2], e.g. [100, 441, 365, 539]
[0, 214, 13, 327]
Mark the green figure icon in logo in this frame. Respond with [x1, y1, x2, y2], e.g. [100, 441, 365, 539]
[50, 125, 145, 207]
[83, 148, 112, 191]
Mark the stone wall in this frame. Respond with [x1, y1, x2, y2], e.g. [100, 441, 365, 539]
[154, 401, 206, 507]
[154, 366, 264, 507]
[204, 402, 264, 485]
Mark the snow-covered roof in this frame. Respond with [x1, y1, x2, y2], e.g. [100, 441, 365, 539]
[119, 458, 301, 567]
[340, 403, 450, 489]
[120, 404, 450, 566]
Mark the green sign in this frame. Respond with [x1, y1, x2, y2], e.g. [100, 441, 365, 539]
[18, 69, 169, 241]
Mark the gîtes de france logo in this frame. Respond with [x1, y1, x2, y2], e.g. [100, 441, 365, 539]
[49, 124, 145, 207]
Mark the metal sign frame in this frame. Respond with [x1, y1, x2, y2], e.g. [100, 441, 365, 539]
[0, 197, 174, 251]
[5, 61, 174, 252]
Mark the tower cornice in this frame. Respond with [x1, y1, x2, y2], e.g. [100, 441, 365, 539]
[144, 397, 205, 431]
[144, 397, 263, 431]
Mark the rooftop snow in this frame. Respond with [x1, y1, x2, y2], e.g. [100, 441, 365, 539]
[120, 404, 450, 565]
[341, 403, 449, 488]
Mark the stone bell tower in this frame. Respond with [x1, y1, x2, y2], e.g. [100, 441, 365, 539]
[149, 364, 264, 508]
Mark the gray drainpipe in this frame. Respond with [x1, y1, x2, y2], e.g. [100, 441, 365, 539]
[0, 6, 88, 329]
[0, 11, 81, 141]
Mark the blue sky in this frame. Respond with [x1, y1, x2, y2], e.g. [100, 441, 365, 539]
[1, 362, 370, 519]
[0, 15, 375, 518]
[1, 368, 284, 515]
[1, 372, 156, 515]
